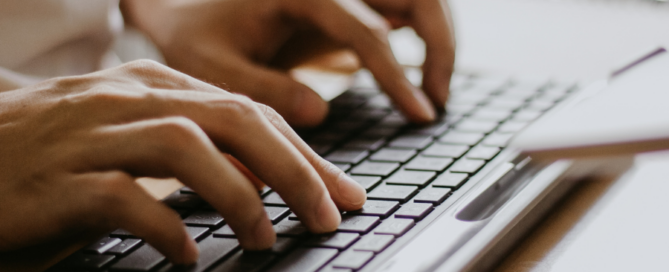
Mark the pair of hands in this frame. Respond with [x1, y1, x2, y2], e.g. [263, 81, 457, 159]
[0, 0, 455, 265]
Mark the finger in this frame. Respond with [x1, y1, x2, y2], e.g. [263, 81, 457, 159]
[225, 154, 266, 191]
[283, 0, 436, 123]
[76, 171, 198, 264]
[80, 117, 277, 250]
[255, 102, 366, 211]
[74, 89, 343, 234]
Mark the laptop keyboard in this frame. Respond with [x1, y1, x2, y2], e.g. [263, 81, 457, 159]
[51, 69, 575, 272]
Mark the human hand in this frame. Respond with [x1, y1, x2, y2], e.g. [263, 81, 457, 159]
[121, 0, 455, 126]
[0, 60, 366, 264]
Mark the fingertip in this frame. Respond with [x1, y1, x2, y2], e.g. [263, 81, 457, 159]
[290, 89, 329, 127]
[177, 233, 199, 265]
[314, 195, 341, 233]
[337, 174, 367, 210]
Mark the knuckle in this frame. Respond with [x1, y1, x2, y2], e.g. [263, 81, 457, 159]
[92, 173, 133, 210]
[151, 117, 209, 153]
[121, 59, 171, 77]
[220, 95, 262, 123]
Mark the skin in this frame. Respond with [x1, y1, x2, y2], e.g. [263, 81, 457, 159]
[0, 60, 366, 264]
[121, 0, 456, 127]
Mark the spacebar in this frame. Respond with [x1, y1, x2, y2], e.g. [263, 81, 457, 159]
[266, 247, 338, 272]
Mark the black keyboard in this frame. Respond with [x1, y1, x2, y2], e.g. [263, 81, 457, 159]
[50, 70, 575, 272]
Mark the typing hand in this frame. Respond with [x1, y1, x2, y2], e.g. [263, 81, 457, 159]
[122, 0, 455, 126]
[0, 60, 366, 264]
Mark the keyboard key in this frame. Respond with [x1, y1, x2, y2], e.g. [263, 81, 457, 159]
[469, 108, 512, 122]
[272, 237, 300, 254]
[343, 137, 386, 151]
[320, 266, 354, 272]
[369, 148, 416, 163]
[183, 211, 225, 227]
[512, 110, 542, 122]
[305, 233, 360, 249]
[439, 131, 485, 146]
[432, 172, 469, 188]
[377, 114, 408, 127]
[85, 237, 122, 254]
[455, 120, 498, 133]
[406, 123, 449, 136]
[266, 247, 338, 272]
[107, 238, 142, 255]
[325, 149, 369, 164]
[385, 170, 436, 187]
[337, 215, 380, 233]
[273, 219, 308, 236]
[449, 159, 486, 174]
[404, 157, 453, 172]
[59, 252, 115, 270]
[361, 127, 399, 138]
[158, 237, 239, 272]
[388, 135, 433, 149]
[352, 234, 395, 252]
[110, 244, 165, 271]
[349, 175, 382, 191]
[422, 143, 469, 158]
[413, 188, 452, 205]
[367, 184, 418, 202]
[212, 225, 235, 237]
[208, 251, 275, 272]
[263, 192, 287, 206]
[309, 143, 333, 156]
[466, 146, 501, 160]
[482, 133, 514, 147]
[485, 99, 525, 110]
[186, 226, 210, 241]
[497, 121, 528, 133]
[333, 163, 351, 172]
[163, 193, 204, 209]
[395, 203, 434, 221]
[347, 200, 399, 218]
[265, 206, 290, 224]
[331, 250, 374, 270]
[373, 218, 415, 236]
[350, 161, 399, 176]
[110, 228, 134, 238]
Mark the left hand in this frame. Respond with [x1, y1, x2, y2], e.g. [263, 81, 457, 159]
[121, 0, 455, 127]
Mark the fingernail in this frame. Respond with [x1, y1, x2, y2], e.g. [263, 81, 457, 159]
[315, 195, 341, 233]
[179, 235, 199, 264]
[338, 174, 367, 207]
[292, 90, 328, 127]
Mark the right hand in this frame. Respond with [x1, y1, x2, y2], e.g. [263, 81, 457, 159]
[0, 60, 366, 264]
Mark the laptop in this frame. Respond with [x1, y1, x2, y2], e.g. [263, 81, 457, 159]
[48, 36, 669, 272]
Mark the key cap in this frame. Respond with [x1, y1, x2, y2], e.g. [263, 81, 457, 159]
[163, 193, 204, 209]
[369, 148, 416, 163]
[465, 146, 500, 160]
[266, 247, 338, 272]
[263, 192, 287, 206]
[183, 211, 225, 227]
[404, 157, 453, 172]
[331, 250, 374, 270]
[305, 233, 360, 249]
[406, 123, 449, 136]
[361, 127, 399, 138]
[385, 170, 436, 187]
[367, 185, 418, 203]
[349, 175, 382, 191]
[107, 238, 142, 255]
[373, 218, 415, 236]
[388, 135, 433, 149]
[352, 234, 394, 252]
[455, 120, 498, 133]
[212, 225, 235, 237]
[110, 244, 165, 271]
[422, 143, 469, 158]
[497, 121, 528, 133]
[378, 114, 408, 127]
[485, 99, 525, 110]
[439, 131, 485, 146]
[208, 251, 275, 272]
[432, 172, 469, 188]
[347, 200, 399, 218]
[272, 237, 300, 254]
[273, 219, 307, 236]
[309, 143, 333, 156]
[320, 266, 354, 272]
[337, 215, 380, 233]
[59, 252, 115, 270]
[110, 228, 134, 238]
[343, 137, 386, 151]
[333, 163, 351, 172]
[186, 226, 209, 241]
[265, 206, 290, 224]
[449, 159, 486, 174]
[158, 237, 239, 272]
[325, 149, 369, 164]
[512, 110, 542, 122]
[350, 161, 399, 176]
[482, 133, 514, 147]
[395, 203, 434, 221]
[469, 108, 512, 122]
[413, 188, 451, 205]
[85, 237, 122, 254]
